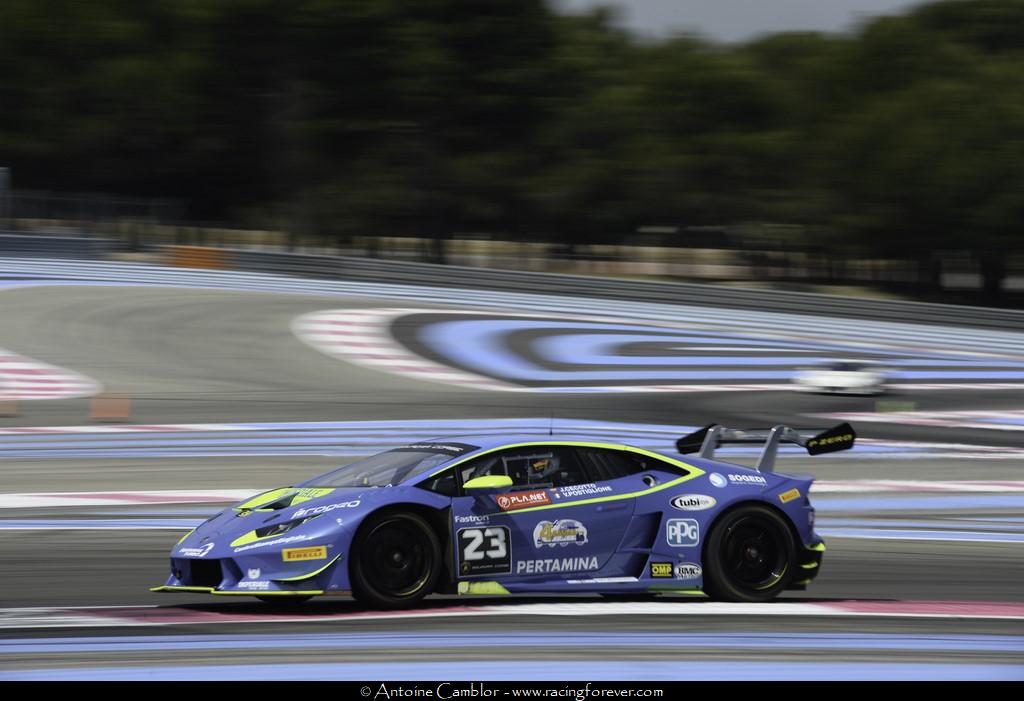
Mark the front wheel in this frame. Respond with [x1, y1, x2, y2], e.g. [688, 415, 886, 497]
[350, 511, 441, 609]
[702, 504, 796, 602]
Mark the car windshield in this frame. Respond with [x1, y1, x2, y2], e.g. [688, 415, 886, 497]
[300, 444, 476, 488]
[829, 362, 864, 371]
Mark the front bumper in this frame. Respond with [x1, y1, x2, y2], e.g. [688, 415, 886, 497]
[787, 539, 825, 590]
[153, 551, 343, 597]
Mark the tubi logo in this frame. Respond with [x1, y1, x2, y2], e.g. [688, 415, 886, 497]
[670, 494, 716, 511]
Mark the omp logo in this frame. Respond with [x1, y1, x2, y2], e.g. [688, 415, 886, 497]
[779, 488, 801, 504]
[670, 494, 716, 511]
[650, 562, 673, 578]
[282, 546, 328, 562]
[291, 501, 360, 519]
[666, 519, 700, 547]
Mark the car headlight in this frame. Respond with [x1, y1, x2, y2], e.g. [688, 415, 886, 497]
[254, 517, 315, 538]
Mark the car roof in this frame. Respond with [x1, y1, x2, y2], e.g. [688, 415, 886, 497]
[426, 434, 631, 453]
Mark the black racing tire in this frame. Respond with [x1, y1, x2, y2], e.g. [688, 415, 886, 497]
[350, 511, 441, 610]
[702, 504, 796, 602]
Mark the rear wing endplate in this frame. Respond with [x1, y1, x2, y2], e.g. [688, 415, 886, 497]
[675, 422, 856, 473]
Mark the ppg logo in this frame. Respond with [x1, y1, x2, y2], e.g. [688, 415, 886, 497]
[666, 518, 700, 547]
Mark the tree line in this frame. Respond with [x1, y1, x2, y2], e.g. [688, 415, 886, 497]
[1, 0, 1022, 299]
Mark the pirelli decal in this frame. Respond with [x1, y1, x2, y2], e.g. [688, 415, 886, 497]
[779, 488, 801, 504]
[282, 546, 328, 562]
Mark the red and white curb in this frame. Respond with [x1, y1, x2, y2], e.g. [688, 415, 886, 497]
[292, 308, 523, 392]
[292, 307, 806, 394]
[292, 307, 1024, 394]
[4, 481, 1024, 510]
[0, 348, 100, 401]
[2, 599, 1024, 630]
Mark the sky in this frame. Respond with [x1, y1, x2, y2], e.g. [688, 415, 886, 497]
[553, 0, 929, 43]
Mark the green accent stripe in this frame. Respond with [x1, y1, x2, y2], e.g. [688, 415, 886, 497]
[808, 542, 827, 552]
[464, 475, 513, 490]
[272, 555, 342, 582]
[432, 441, 702, 478]
[175, 529, 194, 546]
[234, 487, 293, 511]
[430, 440, 705, 514]
[211, 590, 323, 597]
[801, 561, 819, 569]
[755, 564, 788, 590]
[515, 473, 702, 514]
[150, 585, 214, 593]
[457, 581, 510, 595]
[648, 588, 705, 596]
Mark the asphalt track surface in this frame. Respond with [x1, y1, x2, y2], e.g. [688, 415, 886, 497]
[1, 281, 1022, 680]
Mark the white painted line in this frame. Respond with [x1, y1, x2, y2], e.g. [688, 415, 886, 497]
[2, 599, 1023, 631]
[0, 489, 264, 509]
[4, 481, 1024, 509]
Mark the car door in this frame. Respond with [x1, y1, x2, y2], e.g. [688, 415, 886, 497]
[450, 444, 636, 583]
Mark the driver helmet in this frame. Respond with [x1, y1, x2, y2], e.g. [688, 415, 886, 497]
[528, 453, 560, 481]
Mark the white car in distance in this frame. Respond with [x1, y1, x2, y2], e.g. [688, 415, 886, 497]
[791, 360, 888, 395]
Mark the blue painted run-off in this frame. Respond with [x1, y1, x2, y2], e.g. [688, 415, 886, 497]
[3, 660, 1022, 681]
[4, 631, 1024, 655]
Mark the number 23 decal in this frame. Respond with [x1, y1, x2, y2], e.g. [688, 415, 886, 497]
[457, 526, 511, 575]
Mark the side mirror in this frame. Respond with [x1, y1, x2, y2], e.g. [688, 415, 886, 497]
[464, 475, 513, 492]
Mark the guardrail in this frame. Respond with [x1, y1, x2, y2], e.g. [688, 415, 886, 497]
[226, 249, 1024, 331]
[1, 232, 1019, 330]
[0, 233, 116, 259]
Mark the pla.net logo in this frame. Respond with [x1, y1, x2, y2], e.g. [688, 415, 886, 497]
[495, 490, 551, 512]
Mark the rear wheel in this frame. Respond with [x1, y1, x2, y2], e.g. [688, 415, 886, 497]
[703, 504, 796, 602]
[350, 511, 441, 609]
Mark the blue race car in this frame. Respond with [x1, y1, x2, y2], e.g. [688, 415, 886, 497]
[153, 423, 853, 608]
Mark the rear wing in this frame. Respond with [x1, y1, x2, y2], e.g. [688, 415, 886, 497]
[675, 422, 856, 473]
